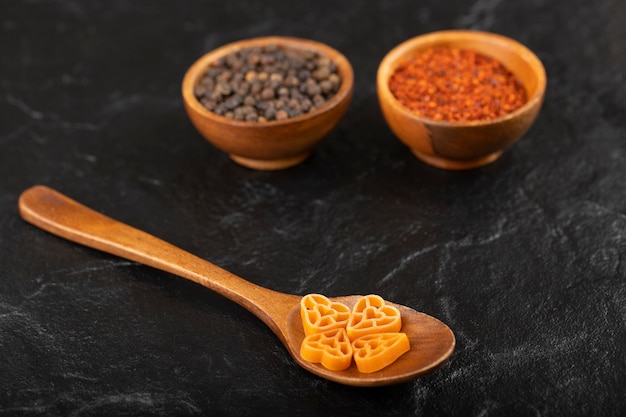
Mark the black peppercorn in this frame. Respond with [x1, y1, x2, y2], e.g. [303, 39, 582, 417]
[194, 44, 342, 122]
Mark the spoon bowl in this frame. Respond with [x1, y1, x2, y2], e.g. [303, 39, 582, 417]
[18, 185, 454, 387]
[287, 296, 454, 386]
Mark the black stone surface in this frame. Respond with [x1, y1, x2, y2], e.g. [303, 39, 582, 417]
[1, 0, 625, 415]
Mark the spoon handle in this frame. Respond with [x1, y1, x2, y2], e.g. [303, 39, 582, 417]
[18, 185, 299, 337]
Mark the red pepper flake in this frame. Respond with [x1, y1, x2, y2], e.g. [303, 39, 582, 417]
[388, 47, 528, 122]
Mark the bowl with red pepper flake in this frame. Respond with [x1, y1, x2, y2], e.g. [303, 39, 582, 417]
[377, 30, 546, 170]
[182, 36, 353, 170]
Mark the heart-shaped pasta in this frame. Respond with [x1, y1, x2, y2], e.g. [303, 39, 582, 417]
[351, 333, 410, 373]
[300, 328, 353, 371]
[300, 293, 350, 336]
[299, 293, 412, 374]
[346, 294, 402, 341]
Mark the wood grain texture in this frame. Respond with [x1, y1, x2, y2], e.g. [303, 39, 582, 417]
[182, 36, 354, 170]
[377, 30, 547, 170]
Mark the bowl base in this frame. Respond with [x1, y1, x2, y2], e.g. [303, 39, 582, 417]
[229, 153, 310, 170]
[411, 149, 503, 170]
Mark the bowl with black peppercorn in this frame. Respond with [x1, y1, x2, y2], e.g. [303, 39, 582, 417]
[377, 30, 546, 170]
[182, 36, 354, 170]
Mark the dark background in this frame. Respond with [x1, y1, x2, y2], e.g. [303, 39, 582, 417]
[1, 0, 625, 415]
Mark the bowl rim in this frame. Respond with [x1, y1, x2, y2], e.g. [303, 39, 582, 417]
[377, 29, 547, 127]
[182, 36, 354, 128]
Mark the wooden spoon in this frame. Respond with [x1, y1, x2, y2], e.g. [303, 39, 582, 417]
[18, 185, 455, 387]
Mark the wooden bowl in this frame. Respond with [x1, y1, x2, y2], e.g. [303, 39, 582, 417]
[182, 36, 354, 170]
[377, 30, 546, 170]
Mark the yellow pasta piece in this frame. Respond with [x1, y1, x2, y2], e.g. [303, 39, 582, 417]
[299, 293, 412, 374]
[346, 294, 402, 341]
[300, 328, 353, 371]
[300, 293, 350, 336]
[352, 333, 410, 373]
